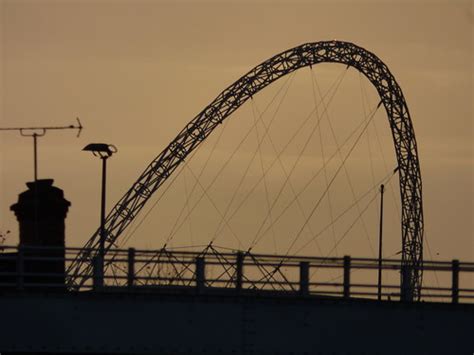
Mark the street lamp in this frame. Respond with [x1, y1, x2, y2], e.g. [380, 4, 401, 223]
[83, 143, 117, 282]
[377, 184, 385, 301]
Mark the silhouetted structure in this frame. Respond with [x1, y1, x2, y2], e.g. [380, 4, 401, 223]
[68, 41, 423, 300]
[1, 41, 472, 354]
[0, 119, 82, 181]
[8, 179, 70, 288]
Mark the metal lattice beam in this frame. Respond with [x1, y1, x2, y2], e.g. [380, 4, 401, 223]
[67, 41, 423, 300]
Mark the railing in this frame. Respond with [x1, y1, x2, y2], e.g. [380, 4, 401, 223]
[0, 245, 473, 303]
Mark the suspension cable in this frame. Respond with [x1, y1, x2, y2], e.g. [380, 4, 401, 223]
[184, 164, 243, 246]
[120, 112, 231, 247]
[284, 102, 381, 257]
[250, 98, 325, 257]
[321, 192, 379, 259]
[249, 68, 349, 249]
[183, 168, 194, 246]
[294, 169, 397, 255]
[166, 73, 297, 246]
[250, 102, 377, 250]
[359, 72, 401, 220]
[208, 73, 298, 246]
[251, 101, 278, 253]
[120, 161, 189, 246]
[162, 118, 231, 246]
[359, 72, 378, 196]
[246, 67, 347, 256]
[162, 73, 294, 249]
[310, 68, 339, 256]
[163, 71, 292, 247]
[212, 69, 348, 246]
[311, 69, 376, 257]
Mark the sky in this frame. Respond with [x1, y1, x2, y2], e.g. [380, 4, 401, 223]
[0, 0, 472, 270]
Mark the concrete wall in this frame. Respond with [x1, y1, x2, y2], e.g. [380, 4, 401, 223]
[0, 290, 472, 354]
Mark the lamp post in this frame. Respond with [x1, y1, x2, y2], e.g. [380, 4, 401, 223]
[378, 184, 385, 301]
[83, 143, 117, 284]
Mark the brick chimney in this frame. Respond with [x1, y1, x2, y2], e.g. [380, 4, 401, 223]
[10, 179, 71, 288]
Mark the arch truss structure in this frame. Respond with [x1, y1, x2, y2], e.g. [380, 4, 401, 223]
[67, 41, 424, 300]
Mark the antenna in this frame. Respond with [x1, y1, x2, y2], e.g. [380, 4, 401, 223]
[0, 118, 83, 181]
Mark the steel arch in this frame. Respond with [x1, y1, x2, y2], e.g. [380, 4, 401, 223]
[68, 41, 424, 300]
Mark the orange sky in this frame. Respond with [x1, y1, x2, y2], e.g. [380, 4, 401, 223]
[0, 0, 472, 265]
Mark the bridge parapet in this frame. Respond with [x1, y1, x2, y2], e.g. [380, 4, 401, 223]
[0, 245, 472, 303]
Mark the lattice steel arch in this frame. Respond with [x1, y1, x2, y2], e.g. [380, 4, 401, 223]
[67, 40, 424, 300]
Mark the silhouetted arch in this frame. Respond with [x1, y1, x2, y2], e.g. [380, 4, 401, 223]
[69, 41, 423, 300]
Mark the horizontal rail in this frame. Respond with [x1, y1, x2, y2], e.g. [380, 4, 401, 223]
[0, 245, 472, 303]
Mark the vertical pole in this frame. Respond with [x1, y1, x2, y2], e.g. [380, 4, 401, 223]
[400, 265, 412, 302]
[236, 252, 244, 291]
[128, 248, 135, 287]
[92, 255, 103, 289]
[378, 184, 385, 301]
[33, 133, 38, 181]
[195, 257, 205, 293]
[33, 134, 40, 243]
[343, 255, 351, 299]
[299, 261, 309, 296]
[99, 157, 107, 280]
[451, 259, 459, 304]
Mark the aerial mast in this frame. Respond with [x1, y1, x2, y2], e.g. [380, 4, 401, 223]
[0, 118, 83, 181]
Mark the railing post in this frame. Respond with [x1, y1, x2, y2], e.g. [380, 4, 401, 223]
[400, 265, 412, 302]
[195, 257, 205, 293]
[235, 252, 244, 291]
[92, 255, 104, 290]
[451, 259, 459, 304]
[128, 248, 135, 288]
[299, 261, 309, 296]
[17, 246, 24, 290]
[343, 256, 351, 299]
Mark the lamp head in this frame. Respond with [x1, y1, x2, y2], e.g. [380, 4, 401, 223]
[83, 143, 117, 158]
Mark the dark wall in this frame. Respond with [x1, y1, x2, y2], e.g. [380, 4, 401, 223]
[0, 291, 471, 354]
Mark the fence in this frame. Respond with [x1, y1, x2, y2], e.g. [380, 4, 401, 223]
[0, 245, 472, 303]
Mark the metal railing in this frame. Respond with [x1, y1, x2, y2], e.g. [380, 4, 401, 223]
[0, 245, 473, 303]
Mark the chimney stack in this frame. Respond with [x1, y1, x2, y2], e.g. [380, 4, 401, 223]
[10, 179, 71, 288]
